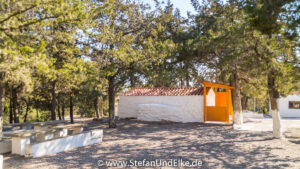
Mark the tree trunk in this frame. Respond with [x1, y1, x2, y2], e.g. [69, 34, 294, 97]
[51, 81, 56, 120]
[9, 96, 13, 123]
[12, 88, 19, 123]
[57, 94, 62, 120]
[253, 97, 256, 112]
[108, 77, 116, 128]
[57, 103, 61, 120]
[241, 95, 248, 113]
[129, 73, 135, 88]
[70, 94, 74, 124]
[268, 70, 282, 139]
[94, 97, 100, 119]
[0, 81, 5, 140]
[180, 63, 184, 87]
[36, 108, 39, 122]
[180, 78, 184, 87]
[184, 61, 190, 87]
[99, 96, 104, 118]
[232, 71, 243, 125]
[62, 103, 65, 120]
[185, 70, 190, 87]
[24, 101, 29, 122]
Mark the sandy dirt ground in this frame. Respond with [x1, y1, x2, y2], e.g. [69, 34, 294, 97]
[236, 113, 300, 132]
[3, 118, 300, 169]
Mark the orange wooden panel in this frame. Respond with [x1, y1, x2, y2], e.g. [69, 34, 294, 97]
[202, 81, 234, 89]
[206, 106, 227, 122]
[215, 91, 227, 107]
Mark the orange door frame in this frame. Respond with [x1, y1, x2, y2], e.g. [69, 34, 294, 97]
[203, 81, 234, 123]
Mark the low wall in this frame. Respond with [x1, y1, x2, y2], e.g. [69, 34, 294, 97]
[118, 96, 204, 123]
[25, 129, 103, 158]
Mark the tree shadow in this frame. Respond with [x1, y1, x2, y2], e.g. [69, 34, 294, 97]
[289, 140, 300, 145]
[3, 119, 300, 169]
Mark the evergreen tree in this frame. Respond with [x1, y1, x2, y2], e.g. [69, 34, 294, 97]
[88, 0, 175, 127]
[245, 0, 299, 138]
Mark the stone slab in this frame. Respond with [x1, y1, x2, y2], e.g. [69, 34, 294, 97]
[4, 128, 61, 138]
[52, 123, 87, 129]
[32, 120, 68, 129]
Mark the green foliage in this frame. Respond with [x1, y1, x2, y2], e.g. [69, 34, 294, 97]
[189, 0, 299, 113]
[0, 0, 298, 129]
[245, 0, 299, 38]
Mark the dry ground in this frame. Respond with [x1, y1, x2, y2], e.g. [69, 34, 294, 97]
[237, 112, 300, 132]
[3, 119, 300, 169]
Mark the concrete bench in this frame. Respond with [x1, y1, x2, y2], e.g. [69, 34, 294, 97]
[0, 137, 12, 154]
[4, 123, 33, 131]
[32, 120, 67, 130]
[52, 123, 87, 135]
[3, 125, 15, 131]
[25, 129, 103, 158]
[4, 128, 66, 156]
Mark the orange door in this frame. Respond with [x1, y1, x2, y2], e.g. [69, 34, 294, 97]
[205, 87, 231, 123]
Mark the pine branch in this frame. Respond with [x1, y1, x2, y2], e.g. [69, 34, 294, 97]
[0, 15, 59, 32]
[0, 4, 37, 24]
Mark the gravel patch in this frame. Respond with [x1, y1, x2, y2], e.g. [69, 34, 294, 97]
[3, 119, 300, 169]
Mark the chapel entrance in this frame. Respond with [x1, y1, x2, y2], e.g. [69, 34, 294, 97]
[203, 81, 234, 124]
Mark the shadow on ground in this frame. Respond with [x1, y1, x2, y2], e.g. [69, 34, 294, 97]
[4, 119, 300, 169]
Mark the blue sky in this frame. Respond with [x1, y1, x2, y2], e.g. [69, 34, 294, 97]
[140, 0, 196, 17]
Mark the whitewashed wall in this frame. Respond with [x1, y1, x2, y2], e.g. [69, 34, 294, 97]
[118, 96, 204, 123]
[206, 88, 215, 106]
[278, 95, 300, 117]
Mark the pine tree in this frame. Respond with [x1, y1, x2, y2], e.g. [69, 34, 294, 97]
[88, 0, 175, 128]
[0, 0, 87, 138]
[245, 0, 299, 138]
